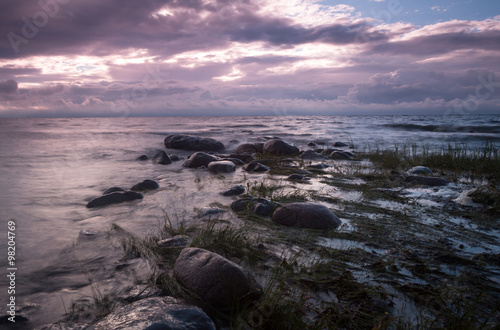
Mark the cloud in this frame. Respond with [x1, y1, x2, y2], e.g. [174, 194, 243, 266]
[0, 80, 18, 93]
[0, 1, 499, 117]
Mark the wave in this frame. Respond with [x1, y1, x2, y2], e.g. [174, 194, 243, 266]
[381, 124, 500, 134]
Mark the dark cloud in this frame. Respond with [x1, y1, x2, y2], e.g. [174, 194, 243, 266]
[348, 69, 500, 104]
[0, 0, 385, 59]
[0, 79, 18, 93]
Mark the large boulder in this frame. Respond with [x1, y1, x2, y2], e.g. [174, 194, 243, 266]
[263, 139, 299, 156]
[86, 191, 143, 208]
[165, 135, 224, 152]
[208, 160, 236, 174]
[183, 152, 219, 169]
[173, 248, 262, 309]
[221, 185, 246, 196]
[407, 166, 432, 175]
[152, 151, 172, 165]
[235, 143, 264, 155]
[300, 150, 329, 160]
[243, 161, 270, 172]
[405, 175, 448, 187]
[92, 297, 215, 330]
[130, 179, 159, 192]
[271, 203, 341, 229]
[231, 198, 274, 217]
[329, 151, 353, 160]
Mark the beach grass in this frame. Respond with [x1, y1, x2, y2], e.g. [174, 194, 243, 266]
[360, 141, 500, 181]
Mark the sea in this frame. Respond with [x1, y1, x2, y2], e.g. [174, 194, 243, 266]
[0, 114, 499, 327]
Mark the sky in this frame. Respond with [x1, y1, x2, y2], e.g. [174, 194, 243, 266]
[0, 0, 499, 117]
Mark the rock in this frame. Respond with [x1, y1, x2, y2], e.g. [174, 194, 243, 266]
[333, 141, 349, 147]
[86, 191, 143, 208]
[93, 297, 216, 330]
[173, 248, 262, 309]
[405, 175, 448, 187]
[287, 174, 310, 181]
[130, 179, 159, 192]
[208, 160, 236, 174]
[183, 152, 219, 169]
[103, 187, 125, 195]
[157, 235, 189, 248]
[152, 151, 172, 165]
[222, 158, 245, 166]
[170, 154, 183, 161]
[236, 143, 264, 154]
[231, 198, 274, 217]
[136, 155, 148, 161]
[307, 142, 317, 147]
[262, 139, 299, 155]
[197, 207, 226, 219]
[307, 163, 330, 169]
[271, 203, 341, 229]
[407, 166, 432, 175]
[329, 151, 353, 160]
[300, 150, 329, 160]
[221, 185, 246, 196]
[293, 169, 312, 175]
[243, 161, 270, 172]
[164, 134, 225, 152]
[214, 153, 254, 163]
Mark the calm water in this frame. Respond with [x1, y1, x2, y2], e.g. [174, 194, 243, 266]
[0, 114, 499, 327]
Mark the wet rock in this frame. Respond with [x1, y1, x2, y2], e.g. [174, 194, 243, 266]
[263, 139, 299, 155]
[130, 179, 159, 192]
[221, 185, 245, 196]
[243, 161, 270, 172]
[469, 186, 499, 206]
[208, 160, 236, 174]
[152, 150, 172, 165]
[333, 141, 349, 147]
[157, 235, 190, 248]
[197, 207, 226, 219]
[405, 175, 448, 187]
[287, 174, 310, 181]
[183, 152, 219, 169]
[307, 163, 330, 169]
[329, 151, 353, 160]
[307, 142, 317, 147]
[173, 248, 262, 309]
[222, 158, 245, 166]
[214, 153, 254, 163]
[300, 150, 329, 160]
[136, 155, 148, 161]
[93, 297, 216, 330]
[86, 191, 143, 208]
[164, 134, 225, 152]
[103, 187, 125, 195]
[407, 166, 432, 175]
[236, 143, 264, 154]
[170, 154, 183, 161]
[271, 203, 341, 229]
[231, 198, 274, 217]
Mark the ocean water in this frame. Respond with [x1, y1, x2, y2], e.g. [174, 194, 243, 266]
[0, 114, 499, 327]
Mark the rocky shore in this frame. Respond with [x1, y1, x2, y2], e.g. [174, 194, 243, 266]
[22, 133, 499, 329]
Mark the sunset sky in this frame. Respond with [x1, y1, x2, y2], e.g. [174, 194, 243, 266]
[0, 0, 499, 117]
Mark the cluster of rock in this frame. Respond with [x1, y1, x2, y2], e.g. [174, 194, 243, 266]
[79, 133, 460, 329]
[86, 179, 159, 208]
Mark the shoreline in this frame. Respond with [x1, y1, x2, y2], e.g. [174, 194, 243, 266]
[27, 136, 500, 329]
